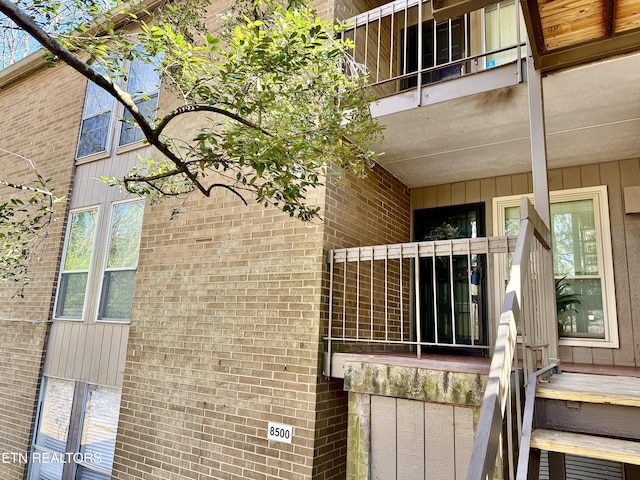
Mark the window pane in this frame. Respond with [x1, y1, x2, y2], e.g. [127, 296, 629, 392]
[106, 202, 144, 269]
[551, 199, 597, 276]
[557, 278, 604, 338]
[29, 458, 64, 480]
[76, 466, 111, 480]
[79, 386, 121, 473]
[64, 209, 98, 271]
[504, 205, 520, 236]
[34, 378, 74, 452]
[56, 272, 89, 318]
[82, 82, 115, 118]
[118, 94, 158, 146]
[127, 58, 161, 95]
[99, 270, 136, 320]
[77, 112, 112, 158]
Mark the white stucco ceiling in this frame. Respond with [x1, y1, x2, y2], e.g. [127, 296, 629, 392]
[374, 52, 640, 188]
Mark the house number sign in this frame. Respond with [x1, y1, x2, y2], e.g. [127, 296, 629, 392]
[267, 422, 293, 444]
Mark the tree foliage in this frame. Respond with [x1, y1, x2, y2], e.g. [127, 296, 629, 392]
[0, 151, 62, 295]
[0, 0, 382, 290]
[1, 0, 382, 222]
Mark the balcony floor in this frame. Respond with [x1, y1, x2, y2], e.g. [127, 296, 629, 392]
[330, 351, 491, 379]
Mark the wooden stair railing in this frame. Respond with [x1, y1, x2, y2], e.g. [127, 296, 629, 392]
[466, 198, 555, 480]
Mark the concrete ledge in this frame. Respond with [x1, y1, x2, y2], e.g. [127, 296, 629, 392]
[343, 360, 488, 407]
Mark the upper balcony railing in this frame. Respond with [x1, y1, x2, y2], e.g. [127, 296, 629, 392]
[341, 0, 527, 99]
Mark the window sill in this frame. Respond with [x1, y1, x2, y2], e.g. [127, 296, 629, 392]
[116, 139, 151, 156]
[75, 150, 111, 166]
[559, 336, 619, 349]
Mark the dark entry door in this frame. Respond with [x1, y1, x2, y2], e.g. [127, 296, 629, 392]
[413, 203, 488, 352]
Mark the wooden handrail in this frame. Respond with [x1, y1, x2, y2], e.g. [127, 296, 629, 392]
[467, 198, 554, 480]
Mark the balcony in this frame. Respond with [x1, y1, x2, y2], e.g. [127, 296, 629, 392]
[323, 235, 523, 377]
[341, 0, 527, 112]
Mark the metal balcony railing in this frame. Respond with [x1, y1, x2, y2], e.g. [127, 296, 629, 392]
[324, 236, 518, 368]
[341, 0, 526, 99]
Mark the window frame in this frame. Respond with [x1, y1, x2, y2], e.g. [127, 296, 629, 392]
[95, 199, 144, 322]
[75, 54, 161, 162]
[53, 205, 101, 321]
[28, 376, 121, 480]
[493, 185, 618, 348]
[117, 54, 161, 148]
[54, 199, 144, 323]
[76, 74, 117, 160]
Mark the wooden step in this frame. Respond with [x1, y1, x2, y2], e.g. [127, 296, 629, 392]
[536, 372, 640, 407]
[530, 429, 640, 465]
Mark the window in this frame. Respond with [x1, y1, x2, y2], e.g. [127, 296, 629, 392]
[29, 377, 121, 480]
[76, 54, 161, 159]
[56, 208, 99, 319]
[484, 0, 526, 68]
[118, 55, 161, 146]
[494, 186, 618, 348]
[98, 201, 144, 320]
[30, 377, 74, 480]
[77, 79, 115, 158]
[54, 200, 144, 322]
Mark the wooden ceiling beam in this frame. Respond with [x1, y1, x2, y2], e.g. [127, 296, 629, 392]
[605, 0, 616, 37]
[539, 29, 640, 72]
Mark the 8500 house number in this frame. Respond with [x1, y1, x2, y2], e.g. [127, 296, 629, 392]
[267, 422, 293, 444]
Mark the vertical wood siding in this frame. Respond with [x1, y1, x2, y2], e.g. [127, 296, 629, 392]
[44, 322, 129, 387]
[411, 159, 640, 367]
[369, 395, 475, 480]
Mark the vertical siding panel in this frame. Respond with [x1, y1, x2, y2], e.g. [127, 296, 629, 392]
[600, 161, 635, 366]
[451, 182, 466, 206]
[548, 168, 563, 191]
[423, 186, 438, 209]
[580, 164, 601, 187]
[412, 188, 425, 210]
[65, 322, 81, 377]
[371, 396, 396, 480]
[90, 323, 104, 383]
[561, 166, 581, 189]
[571, 347, 593, 365]
[495, 176, 512, 197]
[437, 184, 452, 207]
[453, 406, 475, 480]
[43, 322, 57, 376]
[480, 178, 496, 235]
[592, 347, 614, 365]
[51, 321, 68, 377]
[81, 324, 95, 382]
[397, 399, 424, 480]
[466, 180, 481, 204]
[559, 345, 574, 364]
[98, 324, 114, 385]
[620, 159, 640, 366]
[105, 325, 122, 386]
[72, 324, 87, 379]
[511, 173, 529, 194]
[425, 403, 455, 480]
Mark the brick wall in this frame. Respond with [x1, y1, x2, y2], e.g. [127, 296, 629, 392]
[313, 166, 411, 480]
[0, 60, 82, 478]
[112, 187, 329, 479]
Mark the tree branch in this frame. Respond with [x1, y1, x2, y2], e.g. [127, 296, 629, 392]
[154, 104, 273, 138]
